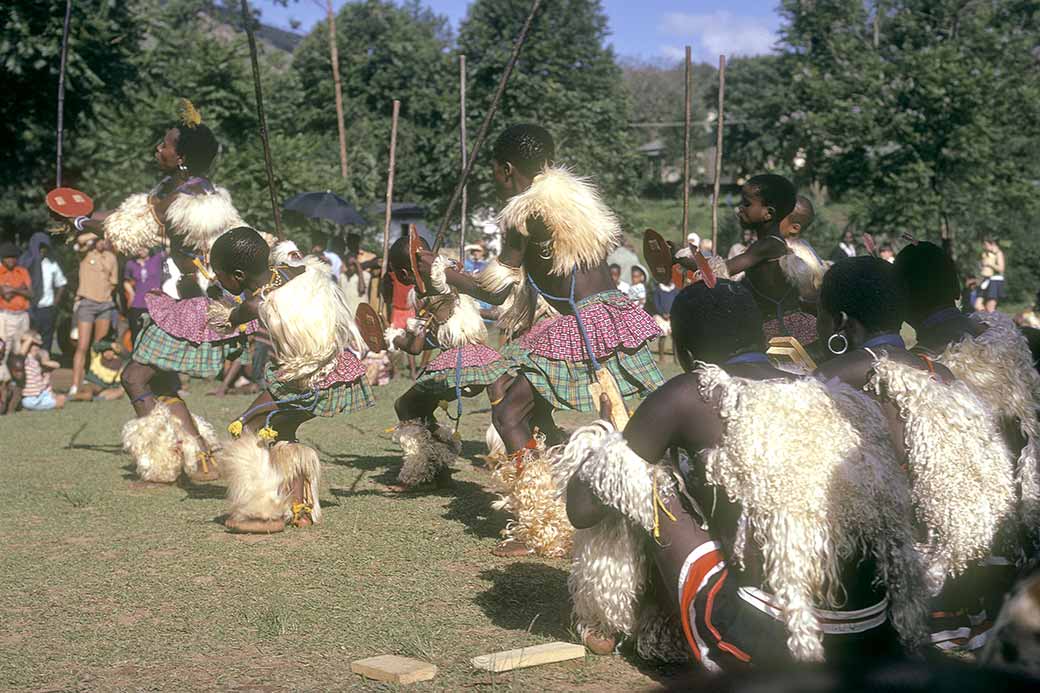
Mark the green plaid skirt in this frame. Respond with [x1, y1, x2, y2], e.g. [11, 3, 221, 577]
[414, 360, 512, 396]
[507, 343, 664, 412]
[264, 362, 375, 418]
[132, 321, 245, 379]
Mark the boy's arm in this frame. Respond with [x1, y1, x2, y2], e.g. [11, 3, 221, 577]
[227, 294, 263, 327]
[725, 236, 786, 276]
[418, 227, 527, 305]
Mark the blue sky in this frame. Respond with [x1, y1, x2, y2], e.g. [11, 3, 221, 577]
[253, 1, 783, 63]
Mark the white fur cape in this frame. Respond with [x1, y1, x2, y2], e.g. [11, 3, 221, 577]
[260, 257, 366, 389]
[937, 311, 1040, 538]
[103, 187, 244, 256]
[406, 288, 488, 348]
[697, 364, 926, 661]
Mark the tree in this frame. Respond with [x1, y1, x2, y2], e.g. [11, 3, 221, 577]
[457, 0, 639, 212]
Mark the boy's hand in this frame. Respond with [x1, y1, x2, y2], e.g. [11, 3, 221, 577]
[415, 249, 437, 277]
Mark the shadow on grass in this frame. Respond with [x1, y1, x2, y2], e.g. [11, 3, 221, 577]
[65, 422, 124, 456]
[441, 480, 504, 540]
[473, 562, 573, 641]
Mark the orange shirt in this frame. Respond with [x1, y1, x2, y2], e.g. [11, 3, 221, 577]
[0, 265, 31, 312]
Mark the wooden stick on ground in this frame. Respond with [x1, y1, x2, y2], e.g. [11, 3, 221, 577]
[681, 46, 691, 253]
[711, 54, 726, 252]
[458, 54, 468, 262]
[326, 0, 348, 179]
[55, 0, 73, 188]
[431, 0, 543, 253]
[240, 0, 284, 239]
[376, 99, 401, 315]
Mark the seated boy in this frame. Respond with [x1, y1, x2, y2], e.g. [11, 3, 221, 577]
[383, 235, 511, 491]
[18, 332, 65, 411]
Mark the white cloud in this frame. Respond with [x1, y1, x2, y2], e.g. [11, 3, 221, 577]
[658, 11, 778, 62]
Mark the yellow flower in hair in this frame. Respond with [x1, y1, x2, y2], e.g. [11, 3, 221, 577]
[258, 426, 278, 443]
[177, 98, 202, 128]
[227, 420, 244, 438]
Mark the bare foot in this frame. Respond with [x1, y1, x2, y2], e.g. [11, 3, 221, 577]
[291, 515, 313, 528]
[186, 468, 220, 483]
[583, 631, 617, 655]
[492, 539, 534, 558]
[225, 517, 285, 534]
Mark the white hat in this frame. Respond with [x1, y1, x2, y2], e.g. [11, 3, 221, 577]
[687, 232, 701, 245]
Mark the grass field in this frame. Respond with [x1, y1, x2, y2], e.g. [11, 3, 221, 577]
[0, 371, 688, 692]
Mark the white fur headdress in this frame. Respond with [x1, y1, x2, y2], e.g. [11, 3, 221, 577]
[938, 311, 1040, 536]
[260, 257, 365, 388]
[697, 364, 926, 660]
[867, 355, 1017, 578]
[498, 166, 621, 278]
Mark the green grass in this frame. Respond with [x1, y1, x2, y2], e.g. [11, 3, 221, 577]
[0, 369, 685, 691]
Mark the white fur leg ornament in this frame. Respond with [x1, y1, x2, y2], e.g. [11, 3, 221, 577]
[103, 193, 164, 256]
[394, 422, 459, 487]
[868, 356, 1017, 577]
[478, 424, 508, 473]
[221, 431, 291, 524]
[548, 421, 676, 650]
[122, 404, 182, 483]
[270, 441, 322, 524]
[491, 435, 573, 558]
[940, 311, 1040, 539]
[698, 364, 927, 660]
[178, 414, 220, 476]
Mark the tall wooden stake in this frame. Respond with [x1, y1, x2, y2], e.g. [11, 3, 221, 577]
[711, 54, 726, 252]
[681, 46, 692, 250]
[326, 0, 348, 179]
[240, 0, 284, 239]
[377, 100, 400, 315]
[458, 54, 468, 262]
[56, 0, 73, 188]
[432, 0, 542, 252]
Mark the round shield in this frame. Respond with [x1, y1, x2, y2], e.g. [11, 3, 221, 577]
[642, 228, 674, 284]
[46, 187, 94, 219]
[355, 302, 387, 352]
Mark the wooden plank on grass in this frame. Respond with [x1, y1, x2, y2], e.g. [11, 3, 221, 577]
[471, 641, 586, 673]
[351, 655, 437, 684]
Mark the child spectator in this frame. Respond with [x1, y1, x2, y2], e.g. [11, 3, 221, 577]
[18, 332, 64, 411]
[628, 266, 647, 304]
[3, 352, 24, 414]
[609, 263, 630, 295]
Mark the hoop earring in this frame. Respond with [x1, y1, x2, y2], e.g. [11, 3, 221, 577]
[827, 332, 849, 355]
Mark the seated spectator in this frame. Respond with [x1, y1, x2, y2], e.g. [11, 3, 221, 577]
[2, 352, 24, 415]
[18, 332, 64, 411]
[83, 334, 126, 401]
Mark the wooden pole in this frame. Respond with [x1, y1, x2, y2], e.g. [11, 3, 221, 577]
[711, 54, 726, 252]
[377, 100, 400, 315]
[55, 0, 73, 188]
[326, 0, 348, 179]
[432, 0, 542, 253]
[681, 46, 691, 250]
[458, 54, 468, 262]
[240, 0, 284, 239]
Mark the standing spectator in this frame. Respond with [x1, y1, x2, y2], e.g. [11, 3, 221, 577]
[628, 266, 648, 304]
[979, 237, 1006, 313]
[0, 242, 32, 384]
[879, 243, 895, 264]
[20, 233, 66, 354]
[699, 238, 714, 258]
[123, 246, 165, 344]
[338, 256, 370, 315]
[961, 275, 981, 314]
[609, 263, 630, 295]
[651, 278, 678, 363]
[70, 234, 117, 401]
[830, 229, 857, 264]
[463, 243, 487, 273]
[323, 237, 345, 277]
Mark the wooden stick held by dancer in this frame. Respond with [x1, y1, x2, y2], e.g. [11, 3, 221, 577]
[326, 0, 348, 179]
[240, 0, 284, 239]
[56, 0, 73, 188]
[711, 54, 726, 252]
[681, 46, 691, 254]
[377, 99, 401, 315]
[431, 0, 543, 253]
[459, 54, 468, 262]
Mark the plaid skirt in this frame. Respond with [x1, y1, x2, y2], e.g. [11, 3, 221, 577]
[264, 362, 375, 418]
[414, 351, 512, 396]
[132, 320, 245, 379]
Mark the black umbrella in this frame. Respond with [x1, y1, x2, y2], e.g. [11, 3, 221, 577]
[283, 191, 367, 226]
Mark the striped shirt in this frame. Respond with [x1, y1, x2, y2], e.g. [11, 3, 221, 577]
[22, 355, 50, 398]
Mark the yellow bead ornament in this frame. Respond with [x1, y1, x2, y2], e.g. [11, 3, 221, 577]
[257, 426, 278, 443]
[227, 420, 244, 438]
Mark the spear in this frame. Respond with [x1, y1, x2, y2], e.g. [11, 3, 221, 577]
[240, 0, 284, 239]
[458, 54, 468, 262]
[681, 46, 691, 265]
[431, 0, 542, 253]
[377, 100, 401, 315]
[55, 0, 73, 187]
[711, 54, 726, 252]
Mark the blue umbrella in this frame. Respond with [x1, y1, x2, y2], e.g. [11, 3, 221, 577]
[283, 191, 367, 226]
